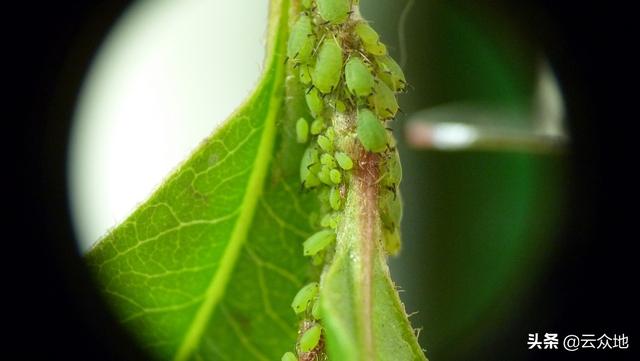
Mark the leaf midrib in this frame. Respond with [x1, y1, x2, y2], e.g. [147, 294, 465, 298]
[172, 1, 288, 359]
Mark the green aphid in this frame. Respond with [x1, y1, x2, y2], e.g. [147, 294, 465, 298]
[325, 126, 336, 141]
[376, 55, 406, 92]
[299, 63, 312, 85]
[368, 80, 399, 119]
[317, 165, 333, 185]
[310, 117, 325, 135]
[281, 351, 297, 361]
[367, 41, 387, 56]
[303, 229, 336, 256]
[383, 226, 401, 256]
[320, 214, 332, 228]
[312, 252, 325, 266]
[305, 87, 324, 117]
[317, 134, 334, 152]
[299, 324, 323, 352]
[296, 118, 309, 143]
[329, 169, 342, 184]
[301, 0, 313, 9]
[300, 147, 321, 188]
[321, 153, 336, 168]
[291, 282, 319, 314]
[354, 22, 387, 56]
[380, 188, 402, 231]
[313, 39, 343, 94]
[317, 0, 350, 25]
[383, 150, 402, 187]
[334, 151, 353, 170]
[345, 57, 375, 97]
[329, 187, 342, 210]
[356, 108, 387, 153]
[320, 213, 340, 229]
[287, 15, 315, 63]
[311, 299, 321, 320]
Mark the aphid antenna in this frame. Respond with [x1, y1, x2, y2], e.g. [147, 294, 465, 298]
[330, 32, 340, 45]
[312, 34, 326, 55]
[358, 50, 372, 63]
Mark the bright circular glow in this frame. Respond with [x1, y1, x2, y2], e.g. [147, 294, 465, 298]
[68, 0, 267, 252]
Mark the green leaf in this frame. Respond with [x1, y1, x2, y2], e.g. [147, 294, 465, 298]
[87, 1, 318, 360]
[86, 0, 428, 360]
[319, 151, 427, 361]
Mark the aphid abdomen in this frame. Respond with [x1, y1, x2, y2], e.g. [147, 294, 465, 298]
[356, 108, 387, 153]
[368, 80, 398, 119]
[354, 22, 387, 56]
[377, 55, 406, 92]
[288, 15, 316, 63]
[291, 282, 320, 314]
[345, 57, 375, 97]
[317, 0, 351, 25]
[313, 39, 343, 94]
[299, 324, 323, 352]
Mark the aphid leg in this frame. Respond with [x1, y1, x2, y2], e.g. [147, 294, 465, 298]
[284, 56, 289, 65]
[386, 127, 394, 132]
[312, 34, 326, 56]
[306, 85, 315, 94]
[398, 108, 405, 115]
[357, 50, 372, 64]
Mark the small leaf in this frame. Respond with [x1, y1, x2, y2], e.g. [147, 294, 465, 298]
[320, 152, 427, 361]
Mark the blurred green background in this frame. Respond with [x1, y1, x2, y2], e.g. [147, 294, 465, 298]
[360, 1, 567, 360]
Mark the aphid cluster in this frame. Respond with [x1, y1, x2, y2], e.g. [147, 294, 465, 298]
[284, 0, 405, 359]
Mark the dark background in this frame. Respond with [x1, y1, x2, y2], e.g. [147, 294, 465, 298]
[11, 1, 637, 360]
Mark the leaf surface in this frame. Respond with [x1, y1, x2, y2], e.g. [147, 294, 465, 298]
[87, 1, 318, 360]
